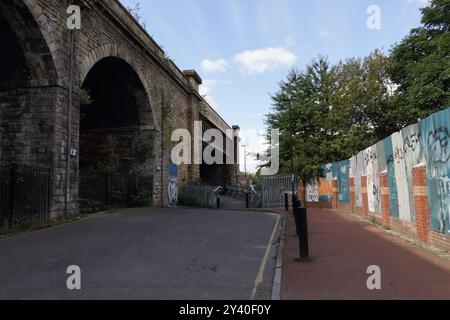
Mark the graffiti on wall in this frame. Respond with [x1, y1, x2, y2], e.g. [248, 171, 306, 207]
[421, 109, 450, 235]
[384, 136, 400, 219]
[333, 160, 350, 203]
[392, 132, 413, 222]
[318, 164, 333, 202]
[168, 163, 178, 206]
[402, 124, 423, 222]
[309, 106, 450, 236]
[354, 152, 365, 208]
[365, 146, 380, 214]
[306, 178, 319, 202]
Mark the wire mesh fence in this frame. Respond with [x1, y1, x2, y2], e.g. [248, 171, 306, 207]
[262, 175, 295, 208]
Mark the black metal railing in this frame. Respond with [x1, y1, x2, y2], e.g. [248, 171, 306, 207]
[0, 163, 51, 234]
[78, 174, 153, 214]
[221, 185, 262, 208]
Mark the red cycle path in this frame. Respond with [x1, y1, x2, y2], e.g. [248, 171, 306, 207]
[281, 208, 450, 300]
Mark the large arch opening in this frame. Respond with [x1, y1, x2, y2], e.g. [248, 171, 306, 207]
[78, 57, 155, 210]
[0, 1, 57, 165]
[199, 116, 232, 186]
[0, 1, 60, 227]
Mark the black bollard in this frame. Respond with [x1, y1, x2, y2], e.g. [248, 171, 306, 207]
[298, 207, 310, 261]
[285, 193, 289, 211]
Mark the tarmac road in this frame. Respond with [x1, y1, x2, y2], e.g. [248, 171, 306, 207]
[0, 208, 280, 300]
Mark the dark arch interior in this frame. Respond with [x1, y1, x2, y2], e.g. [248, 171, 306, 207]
[0, 1, 56, 85]
[81, 57, 143, 130]
[0, 14, 30, 83]
[79, 57, 154, 176]
[199, 117, 232, 186]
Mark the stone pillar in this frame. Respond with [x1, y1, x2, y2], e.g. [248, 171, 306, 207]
[380, 171, 391, 228]
[361, 175, 369, 218]
[332, 179, 338, 210]
[349, 177, 355, 213]
[413, 164, 430, 244]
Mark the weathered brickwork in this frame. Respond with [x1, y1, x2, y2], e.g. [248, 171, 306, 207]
[361, 176, 369, 218]
[412, 164, 430, 244]
[380, 171, 391, 228]
[331, 179, 338, 210]
[349, 177, 355, 213]
[0, 0, 238, 216]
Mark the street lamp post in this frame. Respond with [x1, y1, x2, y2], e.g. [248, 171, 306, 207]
[282, 97, 296, 197]
[241, 144, 247, 186]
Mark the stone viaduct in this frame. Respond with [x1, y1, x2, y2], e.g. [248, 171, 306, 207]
[0, 0, 240, 216]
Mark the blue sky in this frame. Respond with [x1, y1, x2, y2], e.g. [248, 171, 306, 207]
[120, 0, 427, 172]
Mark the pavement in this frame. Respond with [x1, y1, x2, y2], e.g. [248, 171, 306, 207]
[0, 208, 280, 300]
[281, 208, 450, 300]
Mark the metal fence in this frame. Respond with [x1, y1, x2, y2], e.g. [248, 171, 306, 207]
[0, 164, 51, 234]
[262, 175, 294, 208]
[78, 174, 153, 214]
[222, 185, 262, 208]
[178, 184, 217, 208]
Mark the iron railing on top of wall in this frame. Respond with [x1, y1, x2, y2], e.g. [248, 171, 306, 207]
[0, 163, 51, 235]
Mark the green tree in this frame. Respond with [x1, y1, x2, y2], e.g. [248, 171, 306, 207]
[266, 57, 336, 179]
[266, 52, 405, 180]
[390, 0, 450, 116]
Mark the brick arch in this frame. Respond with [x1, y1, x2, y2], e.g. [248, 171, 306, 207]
[0, 0, 59, 82]
[77, 44, 157, 127]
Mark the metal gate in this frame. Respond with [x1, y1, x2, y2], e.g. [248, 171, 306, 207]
[0, 164, 51, 234]
[262, 175, 294, 208]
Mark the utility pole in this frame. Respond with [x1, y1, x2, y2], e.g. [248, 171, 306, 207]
[65, 29, 75, 217]
[160, 91, 165, 208]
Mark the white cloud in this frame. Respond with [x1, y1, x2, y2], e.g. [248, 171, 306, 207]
[200, 59, 229, 74]
[234, 47, 297, 75]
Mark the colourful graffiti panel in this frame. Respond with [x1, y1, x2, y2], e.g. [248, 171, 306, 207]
[318, 164, 333, 202]
[420, 109, 450, 235]
[306, 178, 319, 202]
[392, 131, 413, 222]
[384, 136, 400, 219]
[401, 123, 423, 223]
[333, 160, 350, 203]
[365, 145, 380, 214]
[354, 151, 365, 208]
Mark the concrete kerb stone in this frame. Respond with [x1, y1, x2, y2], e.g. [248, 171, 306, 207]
[271, 211, 287, 300]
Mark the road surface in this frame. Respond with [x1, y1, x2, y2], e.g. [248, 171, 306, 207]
[0, 208, 280, 300]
